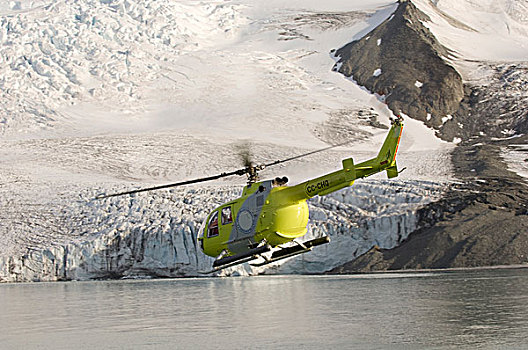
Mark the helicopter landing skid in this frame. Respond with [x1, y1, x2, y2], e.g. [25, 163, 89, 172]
[250, 236, 330, 267]
[198, 244, 272, 274]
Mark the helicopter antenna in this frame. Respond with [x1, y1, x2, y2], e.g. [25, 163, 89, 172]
[95, 141, 349, 199]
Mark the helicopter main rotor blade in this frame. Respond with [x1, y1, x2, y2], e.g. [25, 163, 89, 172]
[95, 141, 349, 200]
[95, 168, 246, 200]
[262, 140, 350, 169]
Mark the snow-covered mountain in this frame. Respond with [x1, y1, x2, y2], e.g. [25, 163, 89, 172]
[1, 0, 526, 281]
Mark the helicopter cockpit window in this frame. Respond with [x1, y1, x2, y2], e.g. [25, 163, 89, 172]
[221, 206, 233, 225]
[207, 211, 219, 238]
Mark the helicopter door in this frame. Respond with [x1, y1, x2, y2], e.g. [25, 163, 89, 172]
[234, 181, 272, 239]
[228, 181, 273, 254]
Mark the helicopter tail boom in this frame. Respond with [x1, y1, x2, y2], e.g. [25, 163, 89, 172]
[281, 116, 403, 200]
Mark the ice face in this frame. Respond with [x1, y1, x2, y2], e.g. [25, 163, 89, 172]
[0, 180, 445, 281]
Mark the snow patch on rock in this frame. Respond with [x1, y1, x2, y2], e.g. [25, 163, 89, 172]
[501, 144, 528, 181]
[441, 115, 452, 124]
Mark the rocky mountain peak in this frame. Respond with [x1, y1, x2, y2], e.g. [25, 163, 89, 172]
[334, 0, 464, 130]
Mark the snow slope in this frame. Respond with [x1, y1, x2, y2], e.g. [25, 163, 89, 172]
[0, 0, 454, 281]
[413, 0, 528, 63]
[410, 0, 528, 181]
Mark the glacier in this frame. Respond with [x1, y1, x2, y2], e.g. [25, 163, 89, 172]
[0, 0, 456, 282]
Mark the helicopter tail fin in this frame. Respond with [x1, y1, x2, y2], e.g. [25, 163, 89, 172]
[353, 115, 403, 180]
[376, 116, 403, 177]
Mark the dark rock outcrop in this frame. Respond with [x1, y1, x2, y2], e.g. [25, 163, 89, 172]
[329, 139, 528, 273]
[333, 0, 464, 129]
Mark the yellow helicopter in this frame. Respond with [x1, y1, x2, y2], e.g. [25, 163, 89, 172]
[97, 116, 403, 273]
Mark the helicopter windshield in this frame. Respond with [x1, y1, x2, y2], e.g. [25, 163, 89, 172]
[197, 217, 206, 240]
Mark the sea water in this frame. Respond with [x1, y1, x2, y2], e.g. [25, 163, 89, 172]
[1, 268, 528, 349]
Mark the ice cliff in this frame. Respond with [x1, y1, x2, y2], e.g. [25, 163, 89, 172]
[0, 180, 444, 282]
